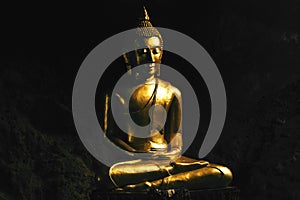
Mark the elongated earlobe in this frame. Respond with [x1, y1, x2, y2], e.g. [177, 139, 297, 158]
[156, 65, 160, 77]
[123, 53, 132, 75]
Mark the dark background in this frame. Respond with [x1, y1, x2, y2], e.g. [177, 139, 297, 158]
[1, 1, 300, 199]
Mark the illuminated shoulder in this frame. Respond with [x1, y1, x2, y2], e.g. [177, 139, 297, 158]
[157, 78, 181, 98]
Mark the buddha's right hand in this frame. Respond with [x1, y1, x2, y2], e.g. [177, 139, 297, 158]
[169, 156, 209, 174]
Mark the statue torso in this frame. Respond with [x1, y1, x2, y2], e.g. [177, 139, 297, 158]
[106, 78, 182, 153]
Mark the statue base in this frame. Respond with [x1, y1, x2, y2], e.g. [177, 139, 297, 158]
[92, 187, 239, 200]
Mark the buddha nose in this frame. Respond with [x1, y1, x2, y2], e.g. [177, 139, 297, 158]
[148, 51, 156, 63]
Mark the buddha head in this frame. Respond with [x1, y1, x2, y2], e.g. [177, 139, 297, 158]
[123, 7, 163, 81]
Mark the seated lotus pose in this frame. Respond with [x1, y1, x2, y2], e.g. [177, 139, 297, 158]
[97, 7, 232, 191]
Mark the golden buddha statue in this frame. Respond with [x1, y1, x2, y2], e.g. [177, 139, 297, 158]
[97, 7, 232, 191]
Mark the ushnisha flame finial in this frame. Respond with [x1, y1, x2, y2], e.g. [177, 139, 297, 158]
[143, 6, 150, 21]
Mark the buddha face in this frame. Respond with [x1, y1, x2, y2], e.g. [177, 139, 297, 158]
[124, 36, 163, 81]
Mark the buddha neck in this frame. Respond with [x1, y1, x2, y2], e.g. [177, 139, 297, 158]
[144, 75, 156, 85]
